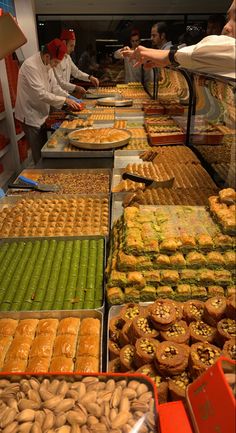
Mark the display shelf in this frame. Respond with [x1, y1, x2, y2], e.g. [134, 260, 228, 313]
[16, 130, 25, 141]
[0, 170, 14, 189]
[0, 144, 9, 159]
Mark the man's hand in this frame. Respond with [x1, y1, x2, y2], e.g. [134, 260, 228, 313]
[75, 85, 86, 97]
[89, 75, 99, 87]
[65, 98, 83, 110]
[120, 46, 133, 57]
[130, 45, 171, 68]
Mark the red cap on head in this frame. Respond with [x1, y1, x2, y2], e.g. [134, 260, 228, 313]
[60, 29, 76, 41]
[46, 38, 67, 60]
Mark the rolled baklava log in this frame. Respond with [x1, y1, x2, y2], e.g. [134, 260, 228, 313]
[217, 318, 236, 346]
[223, 339, 236, 360]
[168, 371, 192, 401]
[120, 319, 133, 346]
[170, 300, 183, 321]
[155, 341, 190, 376]
[120, 344, 135, 372]
[189, 342, 222, 378]
[135, 337, 159, 368]
[109, 316, 124, 343]
[120, 303, 144, 321]
[189, 320, 217, 344]
[149, 299, 177, 331]
[130, 315, 159, 342]
[203, 296, 227, 327]
[160, 321, 190, 345]
[109, 357, 121, 372]
[183, 300, 204, 324]
[136, 363, 169, 404]
[226, 294, 236, 319]
[108, 340, 121, 360]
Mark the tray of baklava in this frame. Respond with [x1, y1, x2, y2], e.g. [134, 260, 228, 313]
[0, 236, 105, 311]
[0, 194, 110, 238]
[7, 168, 111, 196]
[106, 298, 236, 404]
[0, 310, 103, 373]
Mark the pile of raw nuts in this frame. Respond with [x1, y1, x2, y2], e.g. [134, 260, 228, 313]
[0, 376, 157, 433]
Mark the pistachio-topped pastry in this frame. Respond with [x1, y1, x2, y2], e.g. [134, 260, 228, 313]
[155, 341, 190, 376]
[226, 294, 236, 319]
[217, 318, 236, 346]
[161, 320, 190, 345]
[189, 320, 217, 344]
[203, 296, 227, 326]
[183, 300, 204, 323]
[108, 340, 121, 360]
[120, 344, 135, 372]
[149, 299, 177, 331]
[131, 315, 159, 341]
[120, 303, 143, 321]
[223, 339, 236, 360]
[168, 371, 192, 401]
[136, 363, 169, 404]
[135, 337, 159, 367]
[190, 342, 221, 378]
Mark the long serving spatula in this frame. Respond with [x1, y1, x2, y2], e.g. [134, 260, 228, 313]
[8, 175, 60, 193]
[122, 172, 175, 189]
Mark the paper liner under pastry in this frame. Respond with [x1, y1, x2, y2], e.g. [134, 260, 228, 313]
[119, 344, 136, 372]
[168, 371, 191, 401]
[226, 294, 236, 319]
[134, 337, 159, 368]
[189, 342, 221, 378]
[222, 339, 236, 360]
[130, 315, 159, 343]
[183, 300, 204, 324]
[154, 341, 190, 376]
[149, 299, 177, 331]
[203, 296, 227, 326]
[109, 339, 121, 360]
[189, 320, 217, 344]
[217, 318, 236, 346]
[160, 320, 190, 345]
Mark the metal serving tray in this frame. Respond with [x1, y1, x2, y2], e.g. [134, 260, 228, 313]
[0, 193, 111, 238]
[0, 235, 106, 313]
[7, 168, 112, 195]
[106, 303, 152, 371]
[68, 128, 132, 151]
[41, 142, 114, 158]
[97, 97, 133, 107]
[0, 309, 103, 372]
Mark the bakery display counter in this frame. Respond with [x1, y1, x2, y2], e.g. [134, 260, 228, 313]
[0, 373, 158, 432]
[0, 195, 110, 237]
[0, 311, 103, 372]
[0, 237, 105, 311]
[106, 201, 235, 304]
[7, 168, 111, 196]
[107, 298, 235, 404]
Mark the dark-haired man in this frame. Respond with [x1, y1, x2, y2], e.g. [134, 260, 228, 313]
[151, 22, 172, 50]
[15, 38, 81, 163]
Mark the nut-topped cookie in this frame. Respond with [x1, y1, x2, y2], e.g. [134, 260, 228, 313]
[135, 337, 159, 368]
[190, 342, 221, 378]
[189, 320, 217, 344]
[149, 299, 177, 331]
[160, 320, 190, 345]
[155, 341, 189, 376]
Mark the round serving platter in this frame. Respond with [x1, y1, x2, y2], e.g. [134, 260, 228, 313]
[85, 92, 119, 99]
[97, 97, 133, 107]
[68, 128, 131, 150]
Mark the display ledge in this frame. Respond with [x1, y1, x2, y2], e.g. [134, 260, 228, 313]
[16, 131, 25, 141]
[0, 169, 15, 189]
[0, 144, 9, 158]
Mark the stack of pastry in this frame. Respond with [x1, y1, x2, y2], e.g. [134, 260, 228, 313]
[0, 317, 100, 373]
[208, 189, 236, 235]
[108, 297, 235, 403]
[60, 118, 93, 129]
[106, 206, 235, 304]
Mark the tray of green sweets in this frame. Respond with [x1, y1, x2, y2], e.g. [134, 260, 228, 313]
[0, 236, 105, 312]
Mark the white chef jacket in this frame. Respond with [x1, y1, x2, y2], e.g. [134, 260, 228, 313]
[53, 54, 90, 93]
[114, 49, 153, 84]
[15, 52, 68, 128]
[176, 35, 236, 79]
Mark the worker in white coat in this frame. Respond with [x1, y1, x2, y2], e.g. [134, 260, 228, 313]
[15, 38, 81, 164]
[53, 29, 99, 97]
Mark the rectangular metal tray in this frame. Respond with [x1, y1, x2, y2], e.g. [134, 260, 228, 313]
[107, 303, 152, 371]
[0, 309, 103, 372]
[7, 168, 112, 195]
[0, 193, 111, 238]
[0, 235, 107, 313]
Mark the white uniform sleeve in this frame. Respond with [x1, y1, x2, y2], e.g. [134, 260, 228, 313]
[114, 49, 123, 60]
[175, 35, 236, 79]
[23, 63, 67, 109]
[53, 59, 76, 93]
[70, 57, 90, 82]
